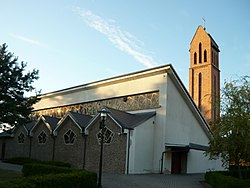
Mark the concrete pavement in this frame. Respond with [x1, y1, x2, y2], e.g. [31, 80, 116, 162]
[0, 161, 22, 172]
[102, 173, 206, 188]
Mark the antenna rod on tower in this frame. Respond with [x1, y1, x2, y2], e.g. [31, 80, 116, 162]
[202, 18, 206, 30]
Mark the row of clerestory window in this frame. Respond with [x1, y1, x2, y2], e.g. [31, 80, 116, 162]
[194, 43, 207, 65]
[17, 129, 77, 145]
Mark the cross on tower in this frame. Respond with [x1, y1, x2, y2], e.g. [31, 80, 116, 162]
[202, 18, 206, 30]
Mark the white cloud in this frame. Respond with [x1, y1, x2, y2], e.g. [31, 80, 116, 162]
[9, 33, 47, 48]
[73, 7, 158, 68]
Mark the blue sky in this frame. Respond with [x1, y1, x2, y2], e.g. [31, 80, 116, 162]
[1, 0, 249, 94]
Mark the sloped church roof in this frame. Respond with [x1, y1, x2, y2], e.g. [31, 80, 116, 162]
[103, 106, 156, 129]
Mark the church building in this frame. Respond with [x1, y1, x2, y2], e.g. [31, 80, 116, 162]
[0, 26, 223, 174]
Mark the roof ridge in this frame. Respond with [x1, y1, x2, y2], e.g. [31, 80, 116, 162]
[68, 111, 92, 117]
[103, 106, 135, 116]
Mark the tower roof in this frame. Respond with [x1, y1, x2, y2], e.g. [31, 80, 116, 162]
[208, 33, 220, 52]
[190, 25, 220, 52]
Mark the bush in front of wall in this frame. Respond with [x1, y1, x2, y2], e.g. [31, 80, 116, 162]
[4, 157, 39, 165]
[0, 171, 97, 188]
[5, 157, 71, 167]
[1, 158, 97, 188]
[30, 171, 97, 188]
[205, 171, 250, 188]
[22, 163, 74, 177]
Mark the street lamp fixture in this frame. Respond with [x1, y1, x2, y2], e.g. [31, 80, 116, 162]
[97, 108, 109, 188]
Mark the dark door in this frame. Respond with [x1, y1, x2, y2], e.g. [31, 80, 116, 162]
[171, 152, 182, 174]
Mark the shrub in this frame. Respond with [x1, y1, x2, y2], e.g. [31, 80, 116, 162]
[4, 157, 39, 165]
[38, 160, 71, 168]
[2, 158, 97, 188]
[0, 171, 97, 188]
[0, 178, 36, 188]
[205, 171, 250, 188]
[5, 157, 71, 167]
[22, 163, 74, 177]
[228, 166, 250, 179]
[29, 171, 97, 188]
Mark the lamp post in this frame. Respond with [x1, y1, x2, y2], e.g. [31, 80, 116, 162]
[97, 109, 109, 188]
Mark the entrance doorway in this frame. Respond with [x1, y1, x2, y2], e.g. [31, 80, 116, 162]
[171, 148, 188, 174]
[171, 152, 181, 174]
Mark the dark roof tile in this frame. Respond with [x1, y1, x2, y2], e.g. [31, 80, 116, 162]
[0, 130, 12, 138]
[208, 33, 220, 52]
[68, 112, 92, 128]
[43, 116, 60, 130]
[24, 120, 36, 131]
[103, 106, 156, 129]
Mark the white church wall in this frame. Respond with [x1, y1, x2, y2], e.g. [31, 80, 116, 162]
[151, 74, 168, 173]
[165, 75, 210, 146]
[187, 149, 224, 173]
[127, 129, 135, 173]
[162, 151, 172, 174]
[33, 69, 168, 111]
[125, 72, 168, 174]
[164, 75, 221, 174]
[128, 118, 155, 174]
[187, 150, 209, 173]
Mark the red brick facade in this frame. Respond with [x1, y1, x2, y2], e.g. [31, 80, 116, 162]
[189, 25, 220, 123]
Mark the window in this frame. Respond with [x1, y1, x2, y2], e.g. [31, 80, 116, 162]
[215, 53, 218, 67]
[38, 131, 47, 144]
[96, 127, 114, 145]
[213, 75, 217, 121]
[199, 43, 202, 63]
[194, 52, 197, 64]
[18, 132, 25, 144]
[64, 129, 76, 144]
[191, 69, 194, 98]
[204, 50, 207, 62]
[198, 73, 202, 110]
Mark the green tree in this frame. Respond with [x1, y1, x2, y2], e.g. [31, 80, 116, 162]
[207, 76, 250, 178]
[0, 43, 40, 131]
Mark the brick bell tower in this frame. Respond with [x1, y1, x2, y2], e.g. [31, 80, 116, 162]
[189, 25, 220, 123]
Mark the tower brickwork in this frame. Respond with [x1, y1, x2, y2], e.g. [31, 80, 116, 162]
[189, 25, 220, 123]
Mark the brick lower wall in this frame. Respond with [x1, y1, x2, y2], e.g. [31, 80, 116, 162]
[54, 117, 85, 169]
[4, 127, 30, 159]
[0, 117, 127, 174]
[85, 117, 127, 174]
[30, 122, 54, 161]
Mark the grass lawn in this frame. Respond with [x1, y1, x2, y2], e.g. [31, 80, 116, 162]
[0, 169, 21, 181]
